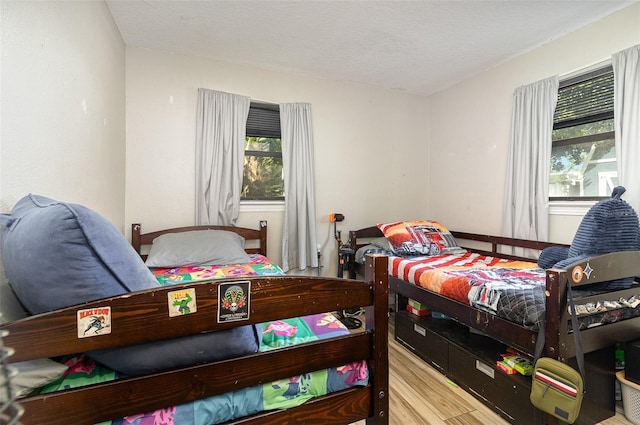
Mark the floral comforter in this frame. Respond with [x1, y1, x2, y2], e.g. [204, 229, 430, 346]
[150, 254, 284, 286]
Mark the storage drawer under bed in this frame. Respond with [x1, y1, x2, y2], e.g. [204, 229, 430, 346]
[395, 312, 449, 372]
[447, 340, 542, 424]
[394, 311, 615, 425]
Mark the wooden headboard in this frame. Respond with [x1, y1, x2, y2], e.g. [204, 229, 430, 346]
[131, 221, 268, 260]
[348, 225, 384, 255]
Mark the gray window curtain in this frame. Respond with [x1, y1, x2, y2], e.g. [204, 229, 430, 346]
[195, 89, 250, 225]
[613, 44, 640, 213]
[280, 103, 318, 272]
[502, 76, 559, 248]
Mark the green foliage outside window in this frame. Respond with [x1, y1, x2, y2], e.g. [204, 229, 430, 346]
[550, 120, 616, 197]
[242, 137, 284, 200]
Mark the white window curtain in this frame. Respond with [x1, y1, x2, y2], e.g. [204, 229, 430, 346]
[613, 44, 640, 213]
[502, 76, 559, 247]
[280, 103, 318, 272]
[195, 89, 250, 225]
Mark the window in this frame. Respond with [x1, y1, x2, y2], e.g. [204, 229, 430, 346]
[550, 66, 616, 200]
[242, 102, 284, 201]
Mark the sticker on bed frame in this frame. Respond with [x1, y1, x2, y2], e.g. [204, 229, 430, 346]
[218, 281, 250, 323]
[168, 288, 197, 317]
[77, 307, 112, 338]
[571, 262, 593, 284]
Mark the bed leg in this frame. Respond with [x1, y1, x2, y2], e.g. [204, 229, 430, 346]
[365, 254, 389, 424]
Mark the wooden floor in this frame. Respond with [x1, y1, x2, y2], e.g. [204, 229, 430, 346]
[350, 313, 632, 425]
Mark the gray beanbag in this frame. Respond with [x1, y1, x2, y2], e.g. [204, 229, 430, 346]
[0, 194, 159, 313]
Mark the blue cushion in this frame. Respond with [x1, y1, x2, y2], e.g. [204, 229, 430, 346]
[0, 194, 160, 314]
[88, 324, 261, 376]
[537, 246, 569, 269]
[568, 186, 640, 258]
[551, 186, 640, 290]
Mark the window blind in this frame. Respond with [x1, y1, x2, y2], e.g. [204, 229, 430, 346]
[554, 66, 614, 130]
[246, 102, 281, 138]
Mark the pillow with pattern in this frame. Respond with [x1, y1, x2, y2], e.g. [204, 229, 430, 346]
[377, 220, 462, 256]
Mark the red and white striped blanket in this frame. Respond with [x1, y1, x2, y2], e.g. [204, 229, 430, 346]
[389, 251, 545, 329]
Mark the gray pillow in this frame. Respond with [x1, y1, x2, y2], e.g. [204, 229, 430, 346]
[355, 245, 394, 265]
[0, 194, 160, 314]
[369, 236, 394, 252]
[145, 230, 250, 268]
[0, 359, 68, 401]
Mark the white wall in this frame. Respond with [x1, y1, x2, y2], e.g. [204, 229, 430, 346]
[1, 0, 126, 224]
[124, 48, 429, 275]
[427, 3, 640, 244]
[0, 1, 125, 321]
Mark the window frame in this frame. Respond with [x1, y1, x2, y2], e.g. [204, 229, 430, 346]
[549, 64, 615, 202]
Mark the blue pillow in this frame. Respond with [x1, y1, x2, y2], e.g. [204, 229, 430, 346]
[0, 194, 160, 314]
[88, 325, 261, 376]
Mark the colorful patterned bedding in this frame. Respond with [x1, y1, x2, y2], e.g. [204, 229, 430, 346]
[39, 312, 368, 425]
[390, 251, 547, 329]
[151, 254, 285, 285]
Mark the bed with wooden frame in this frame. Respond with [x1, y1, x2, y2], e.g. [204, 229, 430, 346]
[0, 223, 390, 425]
[348, 225, 640, 424]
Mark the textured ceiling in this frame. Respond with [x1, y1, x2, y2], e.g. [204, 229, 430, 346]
[106, 0, 636, 96]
